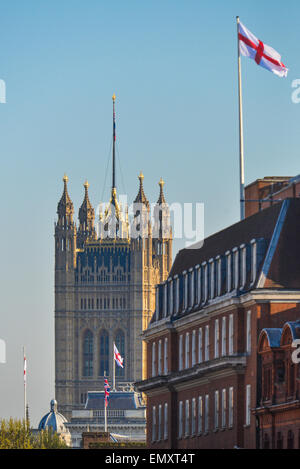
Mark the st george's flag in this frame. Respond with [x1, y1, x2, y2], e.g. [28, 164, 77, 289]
[104, 378, 110, 407]
[238, 21, 288, 77]
[114, 343, 124, 368]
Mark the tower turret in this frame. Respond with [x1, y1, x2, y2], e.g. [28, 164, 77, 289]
[77, 180, 96, 248]
[153, 177, 172, 282]
[55, 174, 76, 274]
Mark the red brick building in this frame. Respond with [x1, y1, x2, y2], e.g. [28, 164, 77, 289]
[244, 175, 300, 218]
[136, 198, 300, 449]
[255, 321, 300, 449]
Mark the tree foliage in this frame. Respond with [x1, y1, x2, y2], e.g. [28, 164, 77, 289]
[0, 418, 68, 449]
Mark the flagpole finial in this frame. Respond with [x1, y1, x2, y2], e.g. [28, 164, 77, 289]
[112, 93, 116, 102]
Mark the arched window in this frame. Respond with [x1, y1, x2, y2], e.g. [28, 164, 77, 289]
[83, 330, 93, 377]
[99, 329, 109, 376]
[115, 329, 125, 377]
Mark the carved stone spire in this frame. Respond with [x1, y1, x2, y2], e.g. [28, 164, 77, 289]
[134, 172, 149, 207]
[57, 174, 74, 226]
[78, 180, 96, 247]
[157, 177, 166, 205]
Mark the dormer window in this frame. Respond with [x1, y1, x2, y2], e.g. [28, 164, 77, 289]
[225, 251, 232, 293]
[232, 248, 239, 290]
[240, 244, 246, 289]
[175, 276, 179, 313]
[183, 271, 188, 310]
[196, 265, 201, 305]
[209, 259, 215, 300]
[202, 262, 208, 303]
[155, 286, 159, 321]
[216, 256, 222, 297]
[250, 239, 257, 285]
[189, 269, 194, 308]
[168, 279, 173, 315]
[163, 283, 167, 317]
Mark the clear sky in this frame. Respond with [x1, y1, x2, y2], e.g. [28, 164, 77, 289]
[0, 0, 299, 426]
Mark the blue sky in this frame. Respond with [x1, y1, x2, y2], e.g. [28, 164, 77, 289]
[0, 0, 299, 426]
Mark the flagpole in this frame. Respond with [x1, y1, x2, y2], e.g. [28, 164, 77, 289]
[104, 371, 108, 433]
[113, 343, 116, 391]
[23, 346, 26, 426]
[236, 16, 245, 220]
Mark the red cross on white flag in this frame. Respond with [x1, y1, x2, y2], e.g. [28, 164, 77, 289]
[114, 343, 124, 368]
[238, 21, 288, 77]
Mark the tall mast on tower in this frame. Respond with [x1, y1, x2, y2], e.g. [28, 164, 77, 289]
[112, 94, 116, 193]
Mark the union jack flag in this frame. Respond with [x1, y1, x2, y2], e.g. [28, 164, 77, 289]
[104, 378, 110, 407]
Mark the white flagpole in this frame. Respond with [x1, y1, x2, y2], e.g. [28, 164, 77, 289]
[23, 346, 26, 426]
[113, 343, 116, 391]
[237, 16, 245, 220]
[104, 401, 107, 433]
[104, 371, 108, 432]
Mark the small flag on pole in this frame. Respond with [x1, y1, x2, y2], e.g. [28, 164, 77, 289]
[104, 378, 110, 407]
[114, 343, 124, 368]
[238, 21, 288, 77]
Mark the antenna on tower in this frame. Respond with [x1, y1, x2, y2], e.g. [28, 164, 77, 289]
[112, 94, 116, 192]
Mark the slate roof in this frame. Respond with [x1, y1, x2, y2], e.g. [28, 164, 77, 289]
[85, 391, 144, 411]
[170, 199, 300, 289]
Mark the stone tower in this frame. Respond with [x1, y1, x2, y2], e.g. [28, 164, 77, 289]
[55, 96, 172, 418]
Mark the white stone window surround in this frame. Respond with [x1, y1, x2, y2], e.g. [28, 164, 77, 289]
[214, 390, 219, 430]
[195, 264, 200, 305]
[164, 403, 168, 440]
[240, 244, 246, 289]
[174, 275, 179, 314]
[225, 250, 232, 293]
[185, 332, 190, 369]
[179, 334, 183, 371]
[245, 384, 251, 426]
[198, 327, 203, 363]
[198, 396, 203, 434]
[209, 258, 215, 300]
[246, 310, 251, 354]
[155, 286, 159, 321]
[163, 282, 168, 318]
[152, 342, 156, 377]
[250, 239, 257, 285]
[205, 324, 210, 361]
[229, 386, 234, 428]
[221, 316, 227, 356]
[202, 262, 208, 304]
[221, 389, 226, 428]
[192, 329, 196, 366]
[178, 401, 183, 438]
[188, 267, 194, 309]
[204, 394, 209, 433]
[229, 314, 234, 355]
[168, 278, 173, 316]
[164, 337, 168, 374]
[215, 255, 222, 297]
[214, 319, 219, 359]
[183, 270, 188, 311]
[232, 247, 239, 290]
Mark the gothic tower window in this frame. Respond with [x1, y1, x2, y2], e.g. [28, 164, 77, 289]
[99, 330, 109, 376]
[83, 330, 93, 377]
[115, 329, 125, 377]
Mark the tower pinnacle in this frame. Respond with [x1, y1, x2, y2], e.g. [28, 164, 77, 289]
[157, 177, 166, 204]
